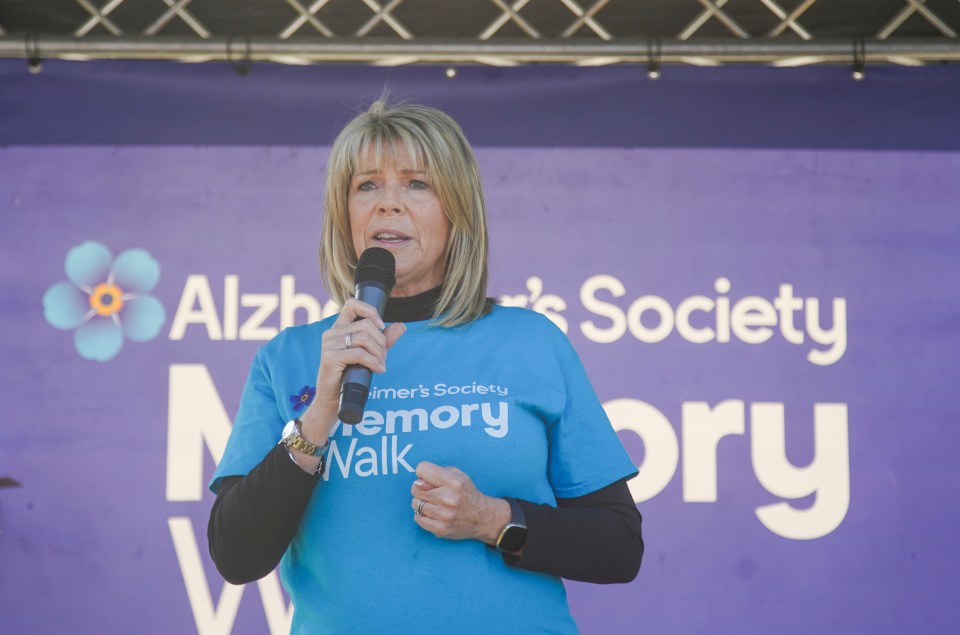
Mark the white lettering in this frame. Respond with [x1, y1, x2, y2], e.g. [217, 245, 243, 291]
[329, 419, 351, 437]
[324, 437, 414, 479]
[239, 294, 279, 340]
[430, 405, 460, 429]
[604, 398, 851, 539]
[751, 403, 850, 540]
[168, 517, 293, 635]
[223, 275, 239, 340]
[354, 446, 379, 477]
[386, 409, 428, 433]
[805, 298, 847, 366]
[715, 277, 731, 343]
[577, 275, 847, 364]
[499, 276, 569, 333]
[166, 364, 231, 502]
[280, 274, 321, 328]
[675, 295, 715, 344]
[170, 275, 335, 341]
[461, 403, 479, 427]
[391, 436, 414, 473]
[169, 274, 847, 363]
[626, 295, 674, 343]
[605, 398, 679, 503]
[355, 411, 384, 436]
[257, 567, 295, 635]
[682, 400, 745, 502]
[481, 402, 508, 438]
[169, 275, 222, 340]
[328, 438, 358, 479]
[169, 516, 243, 635]
[322, 299, 341, 319]
[774, 283, 804, 344]
[731, 296, 777, 344]
[579, 274, 627, 344]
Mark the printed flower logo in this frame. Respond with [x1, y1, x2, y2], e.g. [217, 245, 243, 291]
[290, 385, 316, 412]
[43, 241, 166, 362]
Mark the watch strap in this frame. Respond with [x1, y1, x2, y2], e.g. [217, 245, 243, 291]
[505, 498, 526, 526]
[496, 498, 528, 554]
[281, 418, 330, 457]
[281, 419, 331, 476]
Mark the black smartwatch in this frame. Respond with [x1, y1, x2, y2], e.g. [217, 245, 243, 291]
[496, 498, 528, 555]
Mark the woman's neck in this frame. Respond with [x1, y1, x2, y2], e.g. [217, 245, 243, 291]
[383, 286, 442, 323]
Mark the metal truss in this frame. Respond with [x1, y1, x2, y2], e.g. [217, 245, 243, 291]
[0, 0, 957, 67]
[877, 0, 957, 39]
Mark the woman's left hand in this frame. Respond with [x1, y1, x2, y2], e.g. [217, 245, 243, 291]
[411, 461, 511, 546]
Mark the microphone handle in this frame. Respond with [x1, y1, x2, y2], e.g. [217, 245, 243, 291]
[338, 281, 391, 424]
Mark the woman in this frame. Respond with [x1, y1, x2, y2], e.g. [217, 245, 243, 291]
[209, 100, 643, 634]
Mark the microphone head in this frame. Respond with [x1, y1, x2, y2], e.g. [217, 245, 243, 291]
[354, 247, 396, 290]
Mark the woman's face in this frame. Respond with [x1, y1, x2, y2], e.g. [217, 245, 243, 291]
[348, 145, 450, 297]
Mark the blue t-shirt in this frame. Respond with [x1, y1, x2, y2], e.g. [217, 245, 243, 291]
[212, 305, 637, 634]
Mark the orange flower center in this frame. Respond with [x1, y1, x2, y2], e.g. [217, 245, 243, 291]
[90, 282, 124, 316]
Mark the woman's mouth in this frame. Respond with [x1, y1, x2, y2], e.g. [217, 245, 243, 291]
[372, 230, 412, 246]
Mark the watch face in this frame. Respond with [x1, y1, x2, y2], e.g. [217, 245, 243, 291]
[281, 420, 297, 441]
[498, 524, 528, 554]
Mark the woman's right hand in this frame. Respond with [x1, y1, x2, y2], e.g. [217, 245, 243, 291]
[298, 298, 406, 444]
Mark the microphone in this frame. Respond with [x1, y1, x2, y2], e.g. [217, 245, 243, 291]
[338, 247, 396, 424]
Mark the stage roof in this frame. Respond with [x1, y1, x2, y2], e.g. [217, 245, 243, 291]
[1, 0, 959, 67]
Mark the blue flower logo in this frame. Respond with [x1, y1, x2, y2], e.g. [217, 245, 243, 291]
[42, 241, 166, 362]
[290, 385, 316, 412]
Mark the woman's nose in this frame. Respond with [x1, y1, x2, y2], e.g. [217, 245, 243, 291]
[377, 181, 402, 214]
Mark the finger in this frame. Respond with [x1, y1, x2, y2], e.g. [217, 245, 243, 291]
[415, 499, 456, 524]
[415, 461, 466, 488]
[415, 461, 447, 485]
[340, 328, 387, 360]
[417, 484, 462, 510]
[411, 481, 444, 505]
[336, 298, 385, 330]
[412, 478, 436, 492]
[327, 346, 385, 374]
[339, 298, 385, 327]
[412, 474, 455, 501]
[322, 324, 387, 367]
[413, 511, 449, 538]
[336, 319, 387, 349]
[322, 321, 384, 353]
[383, 322, 406, 349]
[411, 497, 443, 518]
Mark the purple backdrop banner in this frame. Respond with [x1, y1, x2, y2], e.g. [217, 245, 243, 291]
[1, 61, 959, 634]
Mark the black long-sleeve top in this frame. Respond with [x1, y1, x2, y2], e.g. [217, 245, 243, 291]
[208, 288, 643, 585]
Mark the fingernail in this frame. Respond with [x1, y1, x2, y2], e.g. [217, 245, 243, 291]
[414, 479, 425, 488]
[377, 318, 385, 330]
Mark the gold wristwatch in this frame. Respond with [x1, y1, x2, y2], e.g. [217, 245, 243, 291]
[280, 419, 331, 472]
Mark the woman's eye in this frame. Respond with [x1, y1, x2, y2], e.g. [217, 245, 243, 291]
[357, 181, 376, 192]
[409, 179, 428, 190]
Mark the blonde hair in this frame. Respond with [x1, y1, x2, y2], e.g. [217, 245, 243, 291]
[319, 100, 491, 327]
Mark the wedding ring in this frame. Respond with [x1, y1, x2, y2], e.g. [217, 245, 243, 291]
[416, 499, 426, 517]
[344, 332, 353, 349]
